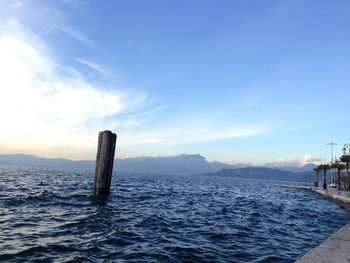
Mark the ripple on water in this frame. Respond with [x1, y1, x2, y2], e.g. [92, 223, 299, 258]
[0, 166, 349, 262]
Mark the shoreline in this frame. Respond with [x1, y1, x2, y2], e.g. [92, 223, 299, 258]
[278, 184, 350, 262]
[296, 223, 350, 263]
[278, 184, 350, 212]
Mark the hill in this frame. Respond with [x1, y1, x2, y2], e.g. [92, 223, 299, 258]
[204, 167, 307, 182]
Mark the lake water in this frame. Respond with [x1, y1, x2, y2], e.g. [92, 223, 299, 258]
[0, 166, 349, 262]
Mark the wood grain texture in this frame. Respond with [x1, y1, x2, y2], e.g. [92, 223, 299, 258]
[94, 131, 117, 196]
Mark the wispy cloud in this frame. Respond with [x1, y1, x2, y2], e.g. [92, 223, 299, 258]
[118, 124, 268, 146]
[54, 24, 94, 47]
[73, 57, 112, 77]
[0, 6, 153, 158]
[0, 0, 279, 160]
[0, 0, 93, 46]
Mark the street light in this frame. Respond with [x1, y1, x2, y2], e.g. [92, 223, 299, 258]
[326, 142, 337, 186]
[326, 141, 337, 163]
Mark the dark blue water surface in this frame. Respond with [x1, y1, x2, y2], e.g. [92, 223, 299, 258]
[0, 166, 349, 262]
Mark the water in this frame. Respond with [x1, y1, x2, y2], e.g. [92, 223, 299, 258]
[0, 166, 349, 262]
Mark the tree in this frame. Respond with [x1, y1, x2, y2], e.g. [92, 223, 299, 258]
[340, 155, 350, 190]
[340, 155, 350, 171]
[313, 166, 322, 187]
[319, 164, 330, 190]
[331, 160, 346, 190]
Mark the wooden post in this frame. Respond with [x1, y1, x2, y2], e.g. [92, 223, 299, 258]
[94, 130, 117, 196]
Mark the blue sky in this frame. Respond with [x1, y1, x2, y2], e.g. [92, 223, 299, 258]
[0, 0, 349, 165]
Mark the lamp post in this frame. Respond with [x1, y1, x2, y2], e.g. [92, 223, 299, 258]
[326, 142, 337, 186]
[326, 141, 337, 163]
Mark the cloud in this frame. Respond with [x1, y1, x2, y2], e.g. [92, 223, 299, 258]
[264, 155, 326, 167]
[118, 124, 267, 146]
[0, 16, 150, 158]
[73, 58, 112, 77]
[54, 24, 94, 47]
[0, 0, 271, 159]
[0, 0, 93, 46]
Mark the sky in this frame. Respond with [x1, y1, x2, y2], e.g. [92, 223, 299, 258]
[0, 0, 349, 165]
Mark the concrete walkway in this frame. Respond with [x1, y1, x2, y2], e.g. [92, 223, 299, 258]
[278, 185, 350, 262]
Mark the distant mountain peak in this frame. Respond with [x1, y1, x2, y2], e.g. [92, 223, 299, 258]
[178, 153, 206, 159]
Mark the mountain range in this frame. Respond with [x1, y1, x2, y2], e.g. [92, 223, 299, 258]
[0, 153, 314, 181]
[0, 153, 232, 174]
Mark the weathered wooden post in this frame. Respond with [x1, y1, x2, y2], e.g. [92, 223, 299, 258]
[94, 130, 117, 196]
